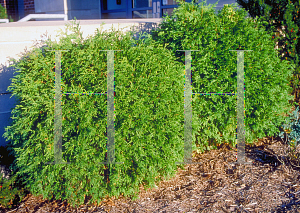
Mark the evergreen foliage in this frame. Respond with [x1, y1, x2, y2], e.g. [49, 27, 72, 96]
[235, 0, 300, 106]
[2, 21, 189, 207]
[0, 4, 7, 19]
[1, 0, 298, 208]
[149, 0, 296, 153]
[0, 4, 13, 22]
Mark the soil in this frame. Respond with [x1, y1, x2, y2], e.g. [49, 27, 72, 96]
[1, 134, 300, 213]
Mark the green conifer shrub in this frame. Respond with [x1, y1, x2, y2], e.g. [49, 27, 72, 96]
[0, 4, 7, 19]
[149, 0, 297, 153]
[2, 21, 192, 207]
[235, 0, 300, 105]
[0, 4, 13, 22]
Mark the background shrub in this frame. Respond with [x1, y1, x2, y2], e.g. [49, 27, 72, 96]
[0, 4, 7, 19]
[0, 4, 14, 22]
[149, 0, 297, 153]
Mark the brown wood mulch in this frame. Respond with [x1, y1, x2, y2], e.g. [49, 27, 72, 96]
[1, 134, 300, 213]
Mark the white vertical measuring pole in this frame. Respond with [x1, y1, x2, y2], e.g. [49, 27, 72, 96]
[176, 50, 201, 165]
[64, 0, 68, 19]
[175, 49, 253, 165]
[230, 50, 252, 165]
[45, 50, 70, 165]
[98, 50, 124, 165]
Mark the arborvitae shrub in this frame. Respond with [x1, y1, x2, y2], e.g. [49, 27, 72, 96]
[149, 0, 297, 153]
[2, 21, 193, 207]
[235, 0, 300, 105]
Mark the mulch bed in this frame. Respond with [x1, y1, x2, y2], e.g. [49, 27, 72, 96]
[1, 134, 300, 213]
